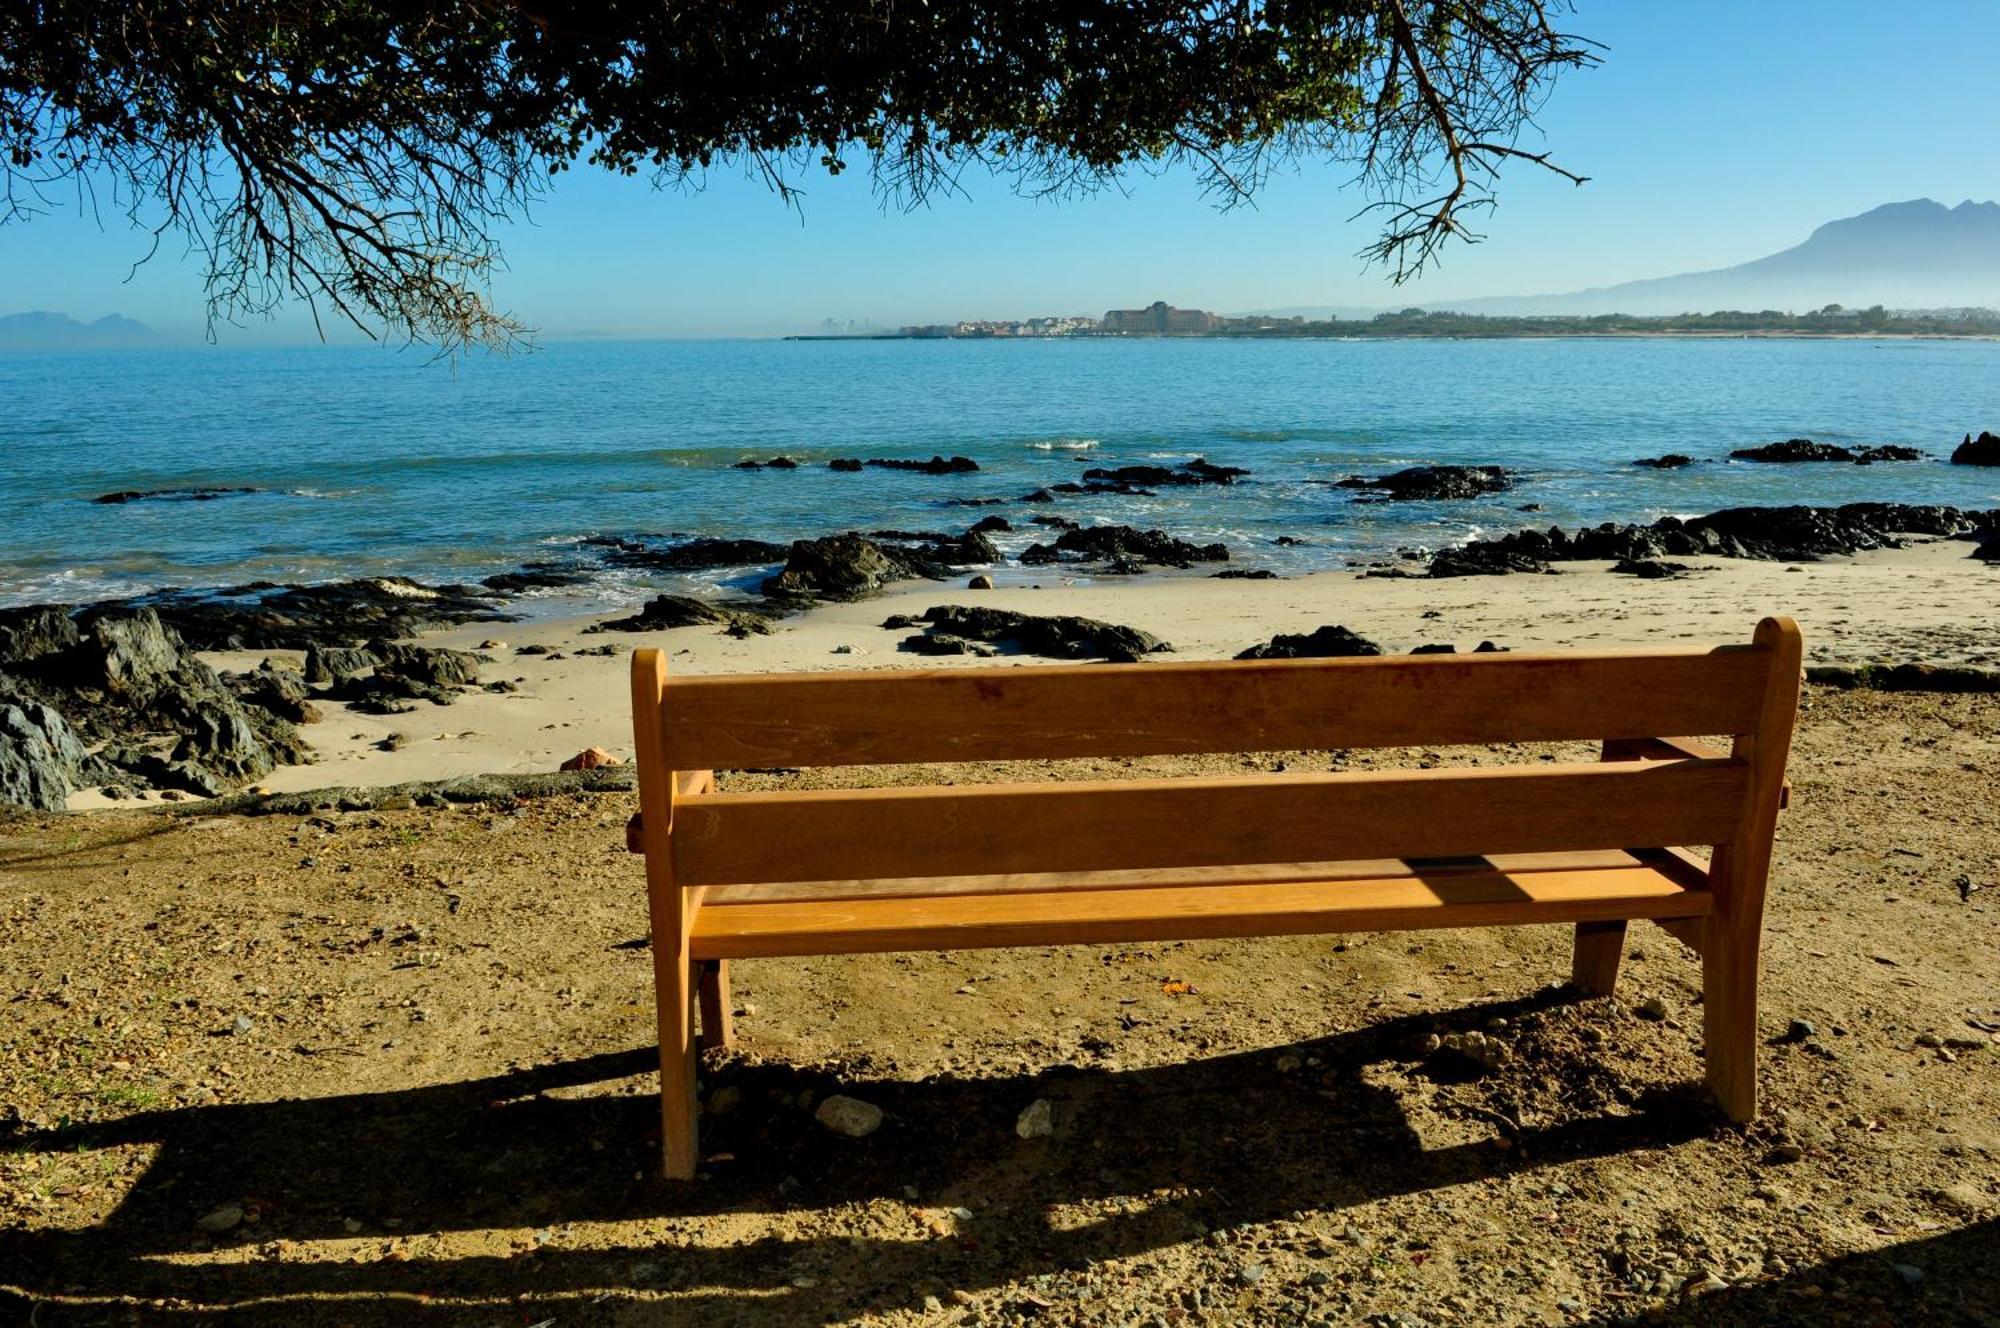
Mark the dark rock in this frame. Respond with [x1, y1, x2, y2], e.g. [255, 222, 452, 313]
[304, 644, 379, 684]
[1409, 644, 1457, 654]
[1952, 430, 2000, 465]
[588, 595, 775, 636]
[1338, 465, 1513, 501]
[1020, 488, 1057, 503]
[1731, 439, 1854, 462]
[109, 577, 511, 650]
[1612, 558, 1693, 579]
[225, 661, 320, 723]
[1032, 515, 1080, 530]
[1806, 663, 2000, 694]
[967, 516, 1011, 534]
[370, 641, 481, 689]
[1632, 454, 1694, 469]
[942, 496, 1008, 507]
[1212, 568, 1280, 579]
[1272, 535, 1310, 546]
[905, 605, 1170, 662]
[1021, 525, 1228, 569]
[589, 536, 789, 572]
[0, 695, 91, 810]
[897, 633, 996, 657]
[481, 567, 593, 593]
[732, 456, 799, 470]
[761, 534, 938, 603]
[868, 529, 1000, 566]
[1236, 625, 1383, 660]
[1731, 439, 1921, 464]
[92, 486, 263, 504]
[966, 574, 995, 590]
[866, 455, 979, 474]
[1474, 641, 1509, 653]
[1081, 457, 1248, 488]
[1428, 547, 1552, 578]
[828, 458, 864, 472]
[1972, 535, 2000, 563]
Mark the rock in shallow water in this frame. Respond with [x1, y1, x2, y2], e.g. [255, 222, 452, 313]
[1953, 430, 2000, 465]
[1336, 464, 1514, 501]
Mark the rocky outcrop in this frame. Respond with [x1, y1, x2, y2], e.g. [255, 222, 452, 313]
[0, 607, 311, 803]
[480, 566, 594, 593]
[761, 533, 938, 603]
[732, 456, 799, 469]
[1952, 431, 2000, 466]
[0, 694, 91, 810]
[1427, 502, 1996, 577]
[1018, 524, 1228, 569]
[224, 661, 320, 724]
[588, 594, 774, 636]
[1631, 454, 1694, 469]
[114, 577, 511, 650]
[1336, 465, 1514, 501]
[1611, 559, 1693, 578]
[865, 455, 979, 474]
[1807, 663, 2000, 693]
[1730, 439, 1922, 463]
[92, 486, 264, 504]
[586, 535, 789, 571]
[1235, 625, 1382, 660]
[867, 528, 999, 567]
[898, 605, 1171, 662]
[1080, 458, 1248, 488]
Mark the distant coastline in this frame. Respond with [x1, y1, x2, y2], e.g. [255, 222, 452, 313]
[788, 301, 2000, 342]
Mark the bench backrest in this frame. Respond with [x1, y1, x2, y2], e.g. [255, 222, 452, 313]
[632, 618, 1802, 888]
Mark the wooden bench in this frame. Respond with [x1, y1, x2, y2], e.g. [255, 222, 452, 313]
[628, 617, 1802, 1178]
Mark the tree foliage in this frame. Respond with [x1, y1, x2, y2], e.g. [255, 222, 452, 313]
[2, 2, 1596, 349]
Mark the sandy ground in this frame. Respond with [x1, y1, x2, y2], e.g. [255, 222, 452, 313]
[68, 538, 1996, 807]
[1, 686, 1995, 1326]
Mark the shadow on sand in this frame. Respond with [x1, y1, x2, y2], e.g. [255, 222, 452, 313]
[3, 991, 1984, 1325]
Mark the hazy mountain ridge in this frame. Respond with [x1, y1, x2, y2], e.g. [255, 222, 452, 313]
[1423, 199, 2000, 316]
[0, 310, 156, 350]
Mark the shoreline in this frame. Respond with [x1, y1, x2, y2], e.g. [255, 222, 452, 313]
[68, 537, 1995, 811]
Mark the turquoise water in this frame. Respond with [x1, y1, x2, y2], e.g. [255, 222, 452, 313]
[2, 337, 1996, 608]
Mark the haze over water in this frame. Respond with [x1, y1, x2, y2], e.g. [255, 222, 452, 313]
[3, 336, 1997, 611]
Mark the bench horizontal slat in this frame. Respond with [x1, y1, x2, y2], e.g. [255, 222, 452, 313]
[689, 861, 1712, 959]
[659, 648, 1772, 770]
[701, 848, 1664, 905]
[672, 758, 1748, 886]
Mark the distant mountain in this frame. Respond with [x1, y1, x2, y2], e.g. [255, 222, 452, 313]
[1428, 199, 2000, 316]
[0, 311, 157, 351]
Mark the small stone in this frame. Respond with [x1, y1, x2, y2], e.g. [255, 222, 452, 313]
[1556, 1296, 1583, 1313]
[559, 746, 621, 772]
[1767, 1142, 1805, 1164]
[814, 1094, 884, 1138]
[1892, 1263, 1923, 1287]
[1687, 1273, 1729, 1295]
[1635, 996, 1671, 1021]
[1236, 1263, 1265, 1285]
[831, 644, 857, 654]
[706, 1085, 744, 1116]
[197, 1204, 244, 1233]
[1275, 1053, 1303, 1073]
[967, 574, 995, 590]
[479, 639, 507, 650]
[1015, 1098, 1055, 1139]
[1785, 1018, 1817, 1042]
[342, 1216, 363, 1233]
[1915, 1032, 1943, 1048]
[230, 1014, 254, 1037]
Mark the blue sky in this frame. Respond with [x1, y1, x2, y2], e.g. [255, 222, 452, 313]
[2, 0, 1996, 342]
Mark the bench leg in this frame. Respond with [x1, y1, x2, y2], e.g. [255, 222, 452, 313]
[1702, 917, 1760, 1123]
[1569, 920, 1627, 996]
[654, 942, 700, 1180]
[697, 959, 735, 1051]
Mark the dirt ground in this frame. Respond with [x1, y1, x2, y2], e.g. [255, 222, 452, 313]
[2, 687, 1996, 1327]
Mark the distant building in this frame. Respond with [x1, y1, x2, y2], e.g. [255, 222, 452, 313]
[1101, 300, 1221, 334]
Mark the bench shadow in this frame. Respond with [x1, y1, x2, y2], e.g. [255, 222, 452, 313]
[4, 992, 1716, 1324]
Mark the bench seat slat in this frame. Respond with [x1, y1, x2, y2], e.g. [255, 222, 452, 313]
[689, 862, 1712, 960]
[662, 648, 1772, 769]
[701, 848, 1665, 905]
[672, 758, 1748, 886]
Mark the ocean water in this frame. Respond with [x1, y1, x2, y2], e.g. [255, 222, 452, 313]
[1, 336, 1996, 611]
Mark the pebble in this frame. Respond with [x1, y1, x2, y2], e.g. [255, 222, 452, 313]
[1015, 1098, 1055, 1139]
[967, 574, 994, 590]
[197, 1204, 244, 1233]
[229, 1014, 254, 1037]
[1892, 1263, 1924, 1287]
[1556, 1296, 1583, 1313]
[1635, 996, 1671, 1021]
[1766, 1142, 1805, 1164]
[1236, 1263, 1266, 1284]
[342, 1217, 362, 1233]
[1785, 1018, 1817, 1041]
[813, 1095, 884, 1138]
[1915, 1032, 1943, 1048]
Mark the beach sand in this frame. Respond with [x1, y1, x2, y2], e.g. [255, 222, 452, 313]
[83, 537, 1994, 806]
